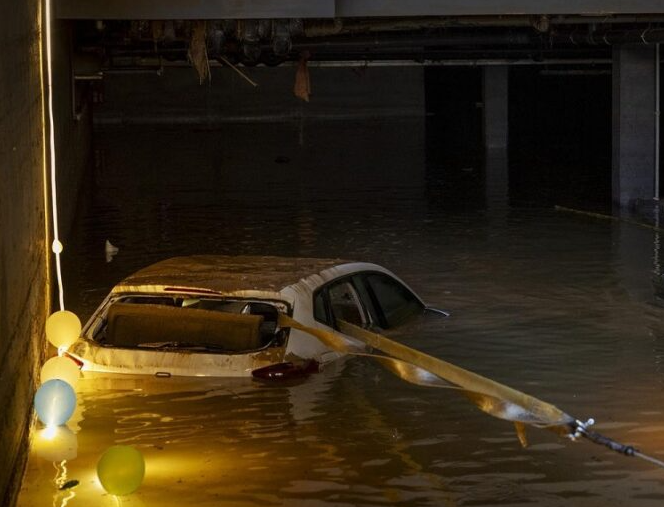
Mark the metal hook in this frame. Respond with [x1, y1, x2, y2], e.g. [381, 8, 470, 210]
[641, 27, 651, 45]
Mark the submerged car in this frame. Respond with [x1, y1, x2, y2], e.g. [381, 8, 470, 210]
[67, 255, 447, 377]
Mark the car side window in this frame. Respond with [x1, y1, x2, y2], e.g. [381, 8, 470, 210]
[365, 273, 423, 328]
[314, 291, 329, 325]
[327, 280, 366, 327]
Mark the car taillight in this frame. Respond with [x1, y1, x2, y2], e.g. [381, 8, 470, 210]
[252, 360, 319, 382]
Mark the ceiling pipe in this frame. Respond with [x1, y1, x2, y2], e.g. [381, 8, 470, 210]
[303, 15, 664, 37]
[293, 29, 664, 52]
[294, 32, 536, 50]
[99, 57, 612, 74]
[551, 28, 664, 45]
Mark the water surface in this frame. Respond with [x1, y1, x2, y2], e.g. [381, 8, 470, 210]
[18, 120, 664, 506]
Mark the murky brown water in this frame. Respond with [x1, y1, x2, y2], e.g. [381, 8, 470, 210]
[18, 121, 664, 506]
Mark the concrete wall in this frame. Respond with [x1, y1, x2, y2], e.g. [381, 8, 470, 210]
[95, 65, 424, 124]
[0, 7, 91, 506]
[0, 1, 48, 505]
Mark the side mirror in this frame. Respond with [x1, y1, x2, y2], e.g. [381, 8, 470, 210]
[425, 307, 450, 317]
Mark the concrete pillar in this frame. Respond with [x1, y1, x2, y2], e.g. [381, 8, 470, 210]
[612, 45, 658, 208]
[483, 66, 509, 151]
[485, 150, 509, 210]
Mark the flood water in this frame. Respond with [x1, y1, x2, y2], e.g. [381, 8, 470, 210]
[18, 120, 664, 506]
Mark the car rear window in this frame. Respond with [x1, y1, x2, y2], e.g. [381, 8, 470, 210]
[96, 296, 286, 352]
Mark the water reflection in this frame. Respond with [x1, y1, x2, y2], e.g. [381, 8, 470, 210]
[32, 427, 78, 462]
[484, 148, 509, 211]
[17, 120, 664, 506]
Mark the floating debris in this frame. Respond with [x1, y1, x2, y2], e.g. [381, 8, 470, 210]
[294, 51, 311, 102]
[105, 240, 119, 263]
[188, 20, 210, 84]
[59, 479, 79, 490]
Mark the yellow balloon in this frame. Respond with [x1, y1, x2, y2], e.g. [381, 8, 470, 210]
[40, 356, 80, 388]
[97, 445, 145, 496]
[46, 311, 81, 349]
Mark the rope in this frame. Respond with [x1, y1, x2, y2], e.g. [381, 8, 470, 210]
[572, 419, 664, 469]
[279, 315, 664, 471]
[555, 205, 664, 232]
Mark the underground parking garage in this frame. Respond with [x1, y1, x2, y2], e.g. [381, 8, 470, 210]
[3, 2, 664, 506]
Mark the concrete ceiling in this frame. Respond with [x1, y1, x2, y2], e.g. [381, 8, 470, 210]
[56, 0, 664, 20]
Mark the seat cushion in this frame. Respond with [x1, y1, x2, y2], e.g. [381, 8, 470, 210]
[106, 302, 264, 352]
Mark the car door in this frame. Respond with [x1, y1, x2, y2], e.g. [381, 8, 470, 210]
[313, 274, 373, 333]
[360, 272, 424, 330]
[358, 272, 450, 350]
[314, 271, 424, 331]
[324, 278, 370, 328]
[313, 271, 447, 348]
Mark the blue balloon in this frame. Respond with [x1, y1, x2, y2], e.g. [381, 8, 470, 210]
[34, 379, 76, 427]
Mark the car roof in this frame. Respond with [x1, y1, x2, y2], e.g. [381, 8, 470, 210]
[114, 255, 353, 294]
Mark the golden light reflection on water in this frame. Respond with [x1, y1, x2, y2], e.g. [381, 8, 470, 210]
[33, 427, 77, 462]
[17, 357, 664, 507]
[51, 461, 75, 507]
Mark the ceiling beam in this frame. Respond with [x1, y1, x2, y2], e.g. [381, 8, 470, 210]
[335, 0, 664, 17]
[55, 0, 335, 20]
[55, 0, 664, 20]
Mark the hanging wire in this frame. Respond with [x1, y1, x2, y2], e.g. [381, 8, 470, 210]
[44, 0, 65, 311]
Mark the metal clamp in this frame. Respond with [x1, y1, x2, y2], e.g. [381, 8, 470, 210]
[568, 417, 595, 441]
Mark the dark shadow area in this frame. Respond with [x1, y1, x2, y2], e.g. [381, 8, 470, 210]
[424, 67, 485, 209]
[509, 66, 612, 210]
[425, 65, 614, 211]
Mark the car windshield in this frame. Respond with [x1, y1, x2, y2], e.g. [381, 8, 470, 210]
[94, 296, 285, 353]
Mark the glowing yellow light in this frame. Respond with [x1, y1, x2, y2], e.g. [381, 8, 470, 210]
[43, 0, 65, 311]
[97, 445, 146, 496]
[41, 356, 80, 388]
[33, 425, 78, 462]
[38, 0, 52, 319]
[42, 424, 58, 440]
[51, 239, 63, 254]
[45, 311, 81, 349]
